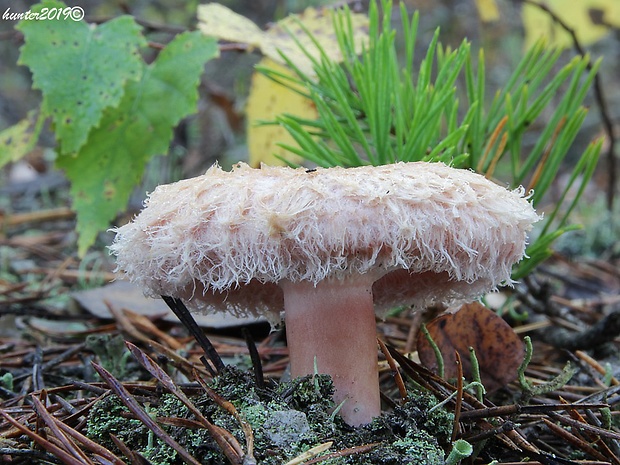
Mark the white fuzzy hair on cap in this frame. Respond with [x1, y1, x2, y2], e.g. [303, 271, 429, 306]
[110, 161, 540, 323]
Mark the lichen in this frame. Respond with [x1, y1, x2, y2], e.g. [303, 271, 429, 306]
[86, 394, 145, 452]
[86, 366, 451, 464]
[85, 333, 133, 379]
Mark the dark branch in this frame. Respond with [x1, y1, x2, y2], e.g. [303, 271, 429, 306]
[161, 295, 226, 376]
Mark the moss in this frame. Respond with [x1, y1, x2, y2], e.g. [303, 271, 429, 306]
[315, 393, 450, 465]
[86, 395, 197, 465]
[394, 389, 454, 442]
[86, 367, 450, 464]
[86, 393, 222, 465]
[280, 373, 335, 409]
[86, 395, 145, 450]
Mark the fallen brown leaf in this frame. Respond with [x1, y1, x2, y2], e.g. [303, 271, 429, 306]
[417, 302, 524, 391]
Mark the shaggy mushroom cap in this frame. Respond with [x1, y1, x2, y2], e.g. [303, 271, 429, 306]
[110, 161, 538, 323]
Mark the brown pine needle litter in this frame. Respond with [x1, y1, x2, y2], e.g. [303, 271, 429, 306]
[0, 250, 619, 464]
[1, 161, 620, 464]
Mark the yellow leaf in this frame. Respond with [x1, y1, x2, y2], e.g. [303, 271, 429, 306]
[196, 3, 264, 50]
[260, 7, 369, 76]
[198, 4, 369, 166]
[523, 0, 620, 49]
[246, 58, 318, 167]
[197, 4, 369, 76]
[475, 0, 500, 22]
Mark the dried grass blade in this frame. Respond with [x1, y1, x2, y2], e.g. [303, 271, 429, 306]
[157, 416, 204, 429]
[192, 368, 255, 461]
[147, 339, 210, 378]
[575, 351, 620, 386]
[51, 408, 129, 465]
[459, 403, 609, 421]
[59, 392, 109, 426]
[122, 308, 183, 350]
[90, 362, 202, 465]
[91, 454, 129, 465]
[302, 442, 380, 464]
[555, 406, 616, 464]
[385, 344, 540, 454]
[485, 132, 508, 180]
[205, 386, 254, 455]
[109, 434, 151, 465]
[378, 338, 407, 401]
[549, 412, 620, 442]
[30, 395, 94, 464]
[283, 442, 333, 465]
[106, 302, 151, 344]
[526, 116, 566, 192]
[543, 418, 609, 463]
[477, 115, 507, 174]
[125, 342, 245, 465]
[451, 350, 464, 442]
[0, 410, 85, 465]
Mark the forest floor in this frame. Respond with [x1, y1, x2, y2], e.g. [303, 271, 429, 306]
[1, 167, 620, 464]
[1, 2, 619, 463]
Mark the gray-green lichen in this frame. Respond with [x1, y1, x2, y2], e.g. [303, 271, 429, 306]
[85, 333, 133, 379]
[87, 367, 452, 464]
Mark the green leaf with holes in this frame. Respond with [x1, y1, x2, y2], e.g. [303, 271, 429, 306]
[17, 1, 146, 154]
[55, 31, 219, 256]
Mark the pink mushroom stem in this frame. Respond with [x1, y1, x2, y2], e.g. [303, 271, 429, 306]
[281, 275, 381, 426]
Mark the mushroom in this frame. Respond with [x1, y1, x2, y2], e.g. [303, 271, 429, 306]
[110, 161, 539, 426]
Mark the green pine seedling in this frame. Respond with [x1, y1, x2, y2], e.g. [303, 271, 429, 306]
[258, 0, 603, 279]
